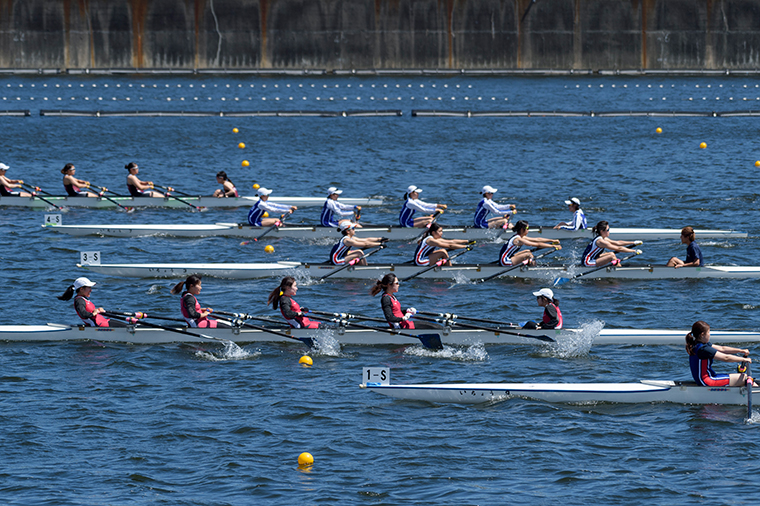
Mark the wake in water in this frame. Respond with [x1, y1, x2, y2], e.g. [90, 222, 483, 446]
[286, 268, 316, 287]
[193, 340, 259, 362]
[404, 342, 488, 361]
[308, 328, 346, 357]
[548, 320, 604, 359]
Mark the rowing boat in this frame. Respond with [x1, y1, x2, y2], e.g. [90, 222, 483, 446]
[1, 195, 382, 209]
[1, 324, 759, 345]
[77, 260, 760, 281]
[361, 378, 752, 406]
[45, 222, 747, 240]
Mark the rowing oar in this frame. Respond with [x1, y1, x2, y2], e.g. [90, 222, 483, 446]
[417, 311, 518, 328]
[739, 361, 753, 420]
[102, 311, 233, 344]
[21, 183, 66, 211]
[86, 183, 126, 197]
[413, 314, 556, 343]
[318, 243, 387, 281]
[552, 250, 642, 287]
[152, 184, 206, 211]
[476, 246, 559, 283]
[400, 241, 476, 282]
[210, 311, 314, 347]
[411, 209, 443, 242]
[81, 183, 135, 212]
[240, 210, 293, 246]
[152, 184, 194, 197]
[304, 312, 443, 350]
[107, 310, 184, 323]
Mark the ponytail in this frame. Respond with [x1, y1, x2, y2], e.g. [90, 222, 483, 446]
[370, 273, 397, 296]
[681, 226, 695, 242]
[420, 222, 442, 241]
[216, 170, 234, 186]
[685, 320, 710, 355]
[268, 276, 295, 309]
[592, 220, 609, 237]
[58, 284, 75, 301]
[171, 274, 202, 295]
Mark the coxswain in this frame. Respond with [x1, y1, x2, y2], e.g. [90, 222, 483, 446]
[581, 220, 641, 267]
[125, 162, 164, 198]
[0, 163, 31, 197]
[329, 222, 386, 266]
[553, 197, 587, 230]
[521, 288, 563, 330]
[667, 226, 703, 268]
[171, 274, 218, 328]
[414, 223, 470, 266]
[247, 187, 297, 227]
[399, 185, 447, 228]
[61, 163, 97, 197]
[58, 277, 127, 327]
[498, 220, 561, 267]
[473, 185, 516, 229]
[267, 277, 321, 329]
[321, 187, 361, 228]
[213, 171, 238, 198]
[686, 320, 756, 387]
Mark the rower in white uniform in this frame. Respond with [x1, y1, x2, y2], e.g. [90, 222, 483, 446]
[473, 185, 516, 229]
[554, 197, 587, 230]
[247, 187, 297, 227]
[321, 187, 361, 228]
[399, 185, 447, 228]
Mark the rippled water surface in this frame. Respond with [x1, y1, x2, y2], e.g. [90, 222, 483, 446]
[1, 74, 759, 504]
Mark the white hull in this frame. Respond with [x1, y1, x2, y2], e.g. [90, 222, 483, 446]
[362, 380, 752, 405]
[1, 195, 381, 209]
[1, 324, 758, 345]
[77, 261, 760, 281]
[46, 223, 746, 241]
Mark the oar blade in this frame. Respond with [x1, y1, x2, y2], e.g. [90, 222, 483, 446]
[299, 336, 315, 347]
[417, 333, 443, 350]
[534, 334, 556, 343]
[552, 276, 570, 287]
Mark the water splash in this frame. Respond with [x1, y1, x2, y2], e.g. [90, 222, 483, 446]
[194, 341, 259, 361]
[550, 320, 604, 358]
[309, 328, 344, 357]
[746, 410, 760, 424]
[287, 268, 316, 287]
[146, 284, 164, 294]
[404, 341, 488, 361]
[449, 271, 476, 287]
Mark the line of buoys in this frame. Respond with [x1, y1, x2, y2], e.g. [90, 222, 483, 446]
[0, 110, 31, 116]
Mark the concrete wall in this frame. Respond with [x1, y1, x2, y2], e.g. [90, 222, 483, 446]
[0, 0, 759, 69]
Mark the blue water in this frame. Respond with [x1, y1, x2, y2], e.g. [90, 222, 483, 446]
[1, 75, 759, 504]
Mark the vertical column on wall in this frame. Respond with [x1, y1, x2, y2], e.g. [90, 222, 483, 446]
[517, 0, 524, 67]
[446, 0, 454, 68]
[194, 0, 201, 68]
[260, 0, 270, 67]
[573, 0, 581, 68]
[705, 0, 714, 67]
[641, 0, 647, 68]
[131, 0, 148, 68]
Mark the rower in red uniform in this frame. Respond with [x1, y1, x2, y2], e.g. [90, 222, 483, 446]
[125, 162, 164, 198]
[61, 163, 97, 197]
[522, 288, 562, 330]
[58, 277, 127, 327]
[268, 276, 321, 329]
[370, 273, 417, 329]
[171, 274, 218, 328]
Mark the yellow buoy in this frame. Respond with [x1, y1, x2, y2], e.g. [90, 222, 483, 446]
[700, 142, 707, 149]
[238, 142, 246, 149]
[253, 183, 260, 189]
[264, 245, 275, 254]
[299, 355, 313, 366]
[656, 127, 662, 133]
[241, 160, 250, 167]
[232, 128, 239, 133]
[262, 212, 269, 218]
[298, 452, 314, 466]
[755, 161, 760, 167]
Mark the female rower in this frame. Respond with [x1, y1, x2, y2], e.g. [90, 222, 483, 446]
[399, 185, 447, 228]
[370, 273, 418, 329]
[553, 197, 587, 230]
[498, 220, 561, 267]
[329, 222, 386, 266]
[581, 220, 642, 267]
[473, 185, 516, 229]
[0, 163, 31, 197]
[414, 223, 470, 266]
[321, 187, 361, 228]
[268, 277, 321, 329]
[213, 171, 238, 198]
[171, 274, 218, 328]
[58, 277, 127, 327]
[247, 187, 297, 227]
[686, 320, 756, 387]
[522, 288, 562, 330]
[125, 162, 164, 198]
[667, 226, 703, 268]
[61, 163, 97, 197]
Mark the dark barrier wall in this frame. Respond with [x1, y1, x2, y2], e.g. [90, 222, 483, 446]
[1, 0, 760, 69]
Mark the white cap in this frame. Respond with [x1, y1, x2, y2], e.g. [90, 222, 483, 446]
[257, 187, 273, 196]
[339, 221, 356, 231]
[564, 197, 581, 206]
[327, 187, 343, 196]
[481, 185, 498, 194]
[0, 163, 9, 171]
[73, 277, 96, 290]
[533, 288, 554, 299]
[407, 185, 422, 194]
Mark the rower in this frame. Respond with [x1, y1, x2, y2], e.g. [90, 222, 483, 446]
[171, 274, 219, 328]
[498, 220, 561, 267]
[125, 162, 164, 198]
[414, 223, 470, 266]
[213, 171, 238, 198]
[247, 187, 297, 227]
[473, 185, 516, 229]
[321, 186, 361, 228]
[553, 197, 587, 230]
[521, 288, 562, 330]
[329, 222, 386, 266]
[399, 185, 447, 228]
[57, 277, 128, 328]
[61, 163, 98, 197]
[686, 320, 757, 387]
[0, 163, 31, 197]
[370, 273, 417, 329]
[581, 220, 642, 267]
[268, 277, 322, 329]
[667, 226, 703, 268]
